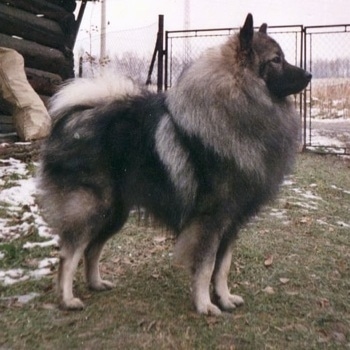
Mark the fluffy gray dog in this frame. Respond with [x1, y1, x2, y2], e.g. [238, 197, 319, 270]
[38, 14, 311, 315]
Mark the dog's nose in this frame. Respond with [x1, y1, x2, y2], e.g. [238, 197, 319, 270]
[305, 71, 312, 81]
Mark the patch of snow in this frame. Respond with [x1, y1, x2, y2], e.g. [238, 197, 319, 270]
[13, 142, 31, 146]
[308, 130, 345, 147]
[37, 225, 53, 238]
[17, 292, 40, 303]
[30, 268, 53, 279]
[269, 209, 288, 218]
[282, 179, 295, 186]
[38, 257, 59, 269]
[0, 292, 40, 304]
[317, 219, 331, 226]
[289, 201, 319, 210]
[331, 185, 350, 195]
[6, 268, 24, 279]
[336, 221, 350, 228]
[312, 116, 349, 123]
[0, 261, 56, 285]
[299, 190, 323, 201]
[287, 187, 323, 210]
[0, 157, 58, 287]
[0, 269, 29, 285]
[0, 158, 27, 178]
[0, 159, 53, 243]
[23, 237, 59, 249]
[0, 179, 36, 206]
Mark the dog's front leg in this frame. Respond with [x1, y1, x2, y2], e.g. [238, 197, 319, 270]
[192, 254, 222, 315]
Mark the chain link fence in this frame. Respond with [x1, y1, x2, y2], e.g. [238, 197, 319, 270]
[304, 25, 350, 153]
[73, 21, 350, 154]
[165, 28, 235, 88]
[165, 27, 305, 129]
[165, 25, 350, 154]
[165, 26, 304, 89]
[74, 22, 157, 83]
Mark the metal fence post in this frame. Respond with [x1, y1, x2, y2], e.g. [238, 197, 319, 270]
[78, 56, 83, 77]
[157, 15, 164, 92]
[164, 31, 169, 91]
[302, 26, 307, 150]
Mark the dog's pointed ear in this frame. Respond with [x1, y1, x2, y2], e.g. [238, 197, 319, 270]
[239, 13, 254, 51]
[259, 23, 268, 34]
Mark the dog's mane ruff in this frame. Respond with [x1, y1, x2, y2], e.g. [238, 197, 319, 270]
[49, 74, 140, 117]
[166, 34, 298, 182]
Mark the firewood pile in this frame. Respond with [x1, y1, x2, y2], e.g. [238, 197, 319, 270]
[0, 0, 80, 137]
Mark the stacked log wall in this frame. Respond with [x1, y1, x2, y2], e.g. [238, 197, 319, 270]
[0, 0, 78, 134]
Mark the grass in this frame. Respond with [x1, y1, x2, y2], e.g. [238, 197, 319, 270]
[1, 152, 350, 349]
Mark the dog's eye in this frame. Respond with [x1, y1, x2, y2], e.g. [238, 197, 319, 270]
[271, 56, 281, 64]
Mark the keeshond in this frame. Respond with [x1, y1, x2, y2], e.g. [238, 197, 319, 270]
[38, 14, 311, 315]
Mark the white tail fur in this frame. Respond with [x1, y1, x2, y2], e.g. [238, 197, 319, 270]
[49, 74, 140, 117]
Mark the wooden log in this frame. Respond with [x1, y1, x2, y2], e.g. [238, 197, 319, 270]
[0, 99, 12, 115]
[0, 140, 43, 161]
[0, 0, 70, 21]
[46, 0, 77, 13]
[0, 0, 77, 48]
[0, 3, 66, 50]
[0, 114, 15, 133]
[0, 33, 74, 79]
[0, 132, 18, 143]
[25, 68, 62, 96]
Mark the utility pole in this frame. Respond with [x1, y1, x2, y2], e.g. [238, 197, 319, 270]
[100, 0, 107, 64]
[183, 0, 191, 64]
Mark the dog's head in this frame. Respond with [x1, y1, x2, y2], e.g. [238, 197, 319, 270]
[239, 14, 312, 98]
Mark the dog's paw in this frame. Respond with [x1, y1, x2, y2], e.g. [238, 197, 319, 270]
[217, 293, 244, 311]
[196, 301, 222, 316]
[61, 297, 85, 310]
[89, 279, 116, 291]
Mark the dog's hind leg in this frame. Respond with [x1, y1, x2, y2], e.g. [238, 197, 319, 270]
[212, 236, 244, 311]
[84, 207, 128, 291]
[58, 238, 89, 310]
[84, 238, 116, 291]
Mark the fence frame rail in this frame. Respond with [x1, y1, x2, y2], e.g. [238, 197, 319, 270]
[151, 22, 350, 155]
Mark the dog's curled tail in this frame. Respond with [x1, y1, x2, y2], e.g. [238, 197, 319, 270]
[49, 74, 140, 117]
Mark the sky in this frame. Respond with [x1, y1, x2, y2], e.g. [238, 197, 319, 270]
[76, 0, 350, 38]
[73, 0, 350, 65]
